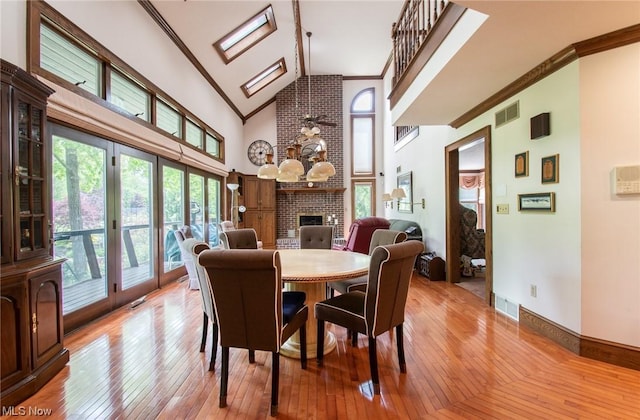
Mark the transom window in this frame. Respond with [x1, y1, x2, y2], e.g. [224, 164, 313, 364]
[30, 1, 224, 161]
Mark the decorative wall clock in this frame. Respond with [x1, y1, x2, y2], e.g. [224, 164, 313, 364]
[247, 139, 273, 166]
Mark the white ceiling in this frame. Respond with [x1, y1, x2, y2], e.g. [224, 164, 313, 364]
[148, 0, 640, 125]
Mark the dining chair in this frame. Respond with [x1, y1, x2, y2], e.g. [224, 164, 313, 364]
[183, 239, 217, 370]
[218, 227, 303, 364]
[299, 225, 334, 249]
[315, 240, 424, 395]
[219, 221, 263, 248]
[219, 228, 259, 250]
[327, 229, 408, 299]
[198, 249, 308, 416]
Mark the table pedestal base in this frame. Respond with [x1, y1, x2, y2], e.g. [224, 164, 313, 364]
[281, 282, 335, 359]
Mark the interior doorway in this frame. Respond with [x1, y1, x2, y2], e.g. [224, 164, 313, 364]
[445, 126, 493, 306]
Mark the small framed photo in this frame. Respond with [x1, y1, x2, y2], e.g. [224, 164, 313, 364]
[518, 192, 556, 212]
[541, 154, 559, 184]
[515, 151, 529, 178]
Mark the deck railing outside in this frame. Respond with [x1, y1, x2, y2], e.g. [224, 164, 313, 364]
[392, 0, 450, 86]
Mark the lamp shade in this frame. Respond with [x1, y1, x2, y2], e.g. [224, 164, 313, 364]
[312, 160, 336, 177]
[391, 188, 406, 199]
[278, 158, 305, 176]
[306, 166, 328, 182]
[257, 163, 279, 179]
[227, 183, 240, 191]
[276, 170, 299, 183]
[382, 193, 392, 201]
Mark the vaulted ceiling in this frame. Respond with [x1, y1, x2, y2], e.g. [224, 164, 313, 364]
[146, 1, 640, 125]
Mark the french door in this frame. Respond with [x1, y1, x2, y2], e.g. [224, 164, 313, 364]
[51, 124, 156, 330]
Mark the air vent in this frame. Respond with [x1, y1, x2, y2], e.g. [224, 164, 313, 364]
[495, 295, 519, 321]
[495, 101, 519, 127]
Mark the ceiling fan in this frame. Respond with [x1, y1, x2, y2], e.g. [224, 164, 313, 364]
[298, 32, 336, 131]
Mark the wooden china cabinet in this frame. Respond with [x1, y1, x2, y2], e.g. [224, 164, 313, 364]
[226, 172, 276, 248]
[1, 60, 68, 407]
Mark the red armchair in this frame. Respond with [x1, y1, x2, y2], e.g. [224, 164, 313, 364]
[335, 217, 390, 254]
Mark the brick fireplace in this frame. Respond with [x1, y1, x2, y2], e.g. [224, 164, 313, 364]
[275, 75, 344, 239]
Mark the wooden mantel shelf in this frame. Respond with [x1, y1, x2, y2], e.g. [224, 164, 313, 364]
[276, 187, 346, 195]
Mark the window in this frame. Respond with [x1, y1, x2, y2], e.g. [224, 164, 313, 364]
[31, 1, 225, 163]
[213, 5, 277, 64]
[110, 70, 151, 122]
[156, 100, 182, 138]
[350, 88, 375, 177]
[186, 119, 203, 149]
[40, 21, 102, 96]
[352, 180, 375, 220]
[206, 132, 221, 158]
[241, 58, 286, 98]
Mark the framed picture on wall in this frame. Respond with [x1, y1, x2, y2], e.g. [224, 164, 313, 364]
[515, 151, 529, 177]
[518, 192, 555, 212]
[541, 154, 559, 184]
[397, 172, 413, 213]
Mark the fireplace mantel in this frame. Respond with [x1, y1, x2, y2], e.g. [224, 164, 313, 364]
[276, 188, 346, 195]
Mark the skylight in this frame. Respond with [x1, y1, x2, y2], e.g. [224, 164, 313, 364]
[213, 5, 276, 64]
[241, 58, 286, 98]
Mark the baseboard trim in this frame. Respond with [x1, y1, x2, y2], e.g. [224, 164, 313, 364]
[519, 306, 639, 371]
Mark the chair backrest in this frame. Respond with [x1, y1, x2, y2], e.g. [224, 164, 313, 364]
[198, 249, 283, 352]
[343, 217, 390, 254]
[219, 228, 258, 249]
[368, 229, 407, 254]
[183, 240, 214, 316]
[219, 220, 235, 232]
[299, 226, 334, 249]
[365, 241, 424, 337]
[174, 225, 193, 243]
[459, 204, 485, 259]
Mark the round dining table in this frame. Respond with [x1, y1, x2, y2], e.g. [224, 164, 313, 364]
[277, 249, 371, 358]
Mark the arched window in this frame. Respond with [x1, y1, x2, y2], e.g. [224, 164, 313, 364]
[350, 88, 376, 219]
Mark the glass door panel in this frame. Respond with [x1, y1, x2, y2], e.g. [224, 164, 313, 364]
[119, 153, 154, 290]
[162, 165, 185, 272]
[189, 173, 205, 241]
[52, 133, 108, 315]
[207, 177, 221, 247]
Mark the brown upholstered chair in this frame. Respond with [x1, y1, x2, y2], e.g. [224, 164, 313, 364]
[219, 228, 259, 250]
[299, 225, 334, 250]
[327, 229, 408, 299]
[219, 220, 263, 248]
[315, 240, 424, 395]
[198, 249, 308, 416]
[184, 240, 217, 370]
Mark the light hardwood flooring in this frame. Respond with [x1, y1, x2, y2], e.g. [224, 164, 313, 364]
[10, 273, 640, 419]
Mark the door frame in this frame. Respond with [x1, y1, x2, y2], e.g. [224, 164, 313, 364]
[445, 125, 493, 306]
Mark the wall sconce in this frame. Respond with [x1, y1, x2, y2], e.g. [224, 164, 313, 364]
[382, 193, 393, 208]
[413, 198, 426, 209]
[391, 188, 406, 209]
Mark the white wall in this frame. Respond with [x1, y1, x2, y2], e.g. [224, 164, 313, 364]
[1, 1, 27, 66]
[383, 46, 640, 347]
[580, 43, 640, 346]
[242, 102, 278, 175]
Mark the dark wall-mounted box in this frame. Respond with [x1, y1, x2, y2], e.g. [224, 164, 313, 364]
[530, 112, 550, 139]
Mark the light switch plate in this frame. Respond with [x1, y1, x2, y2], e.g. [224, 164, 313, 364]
[496, 204, 509, 214]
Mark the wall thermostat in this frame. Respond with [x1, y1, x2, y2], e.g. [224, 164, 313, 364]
[614, 165, 640, 195]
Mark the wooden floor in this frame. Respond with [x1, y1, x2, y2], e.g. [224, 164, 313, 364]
[12, 273, 640, 419]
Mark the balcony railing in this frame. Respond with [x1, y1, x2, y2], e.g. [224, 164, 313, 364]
[391, 0, 450, 86]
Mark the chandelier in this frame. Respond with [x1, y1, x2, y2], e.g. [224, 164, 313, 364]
[257, 8, 335, 182]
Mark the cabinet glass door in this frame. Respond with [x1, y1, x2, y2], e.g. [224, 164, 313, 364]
[16, 97, 48, 260]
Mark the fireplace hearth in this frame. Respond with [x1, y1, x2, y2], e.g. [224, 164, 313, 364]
[297, 213, 324, 228]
